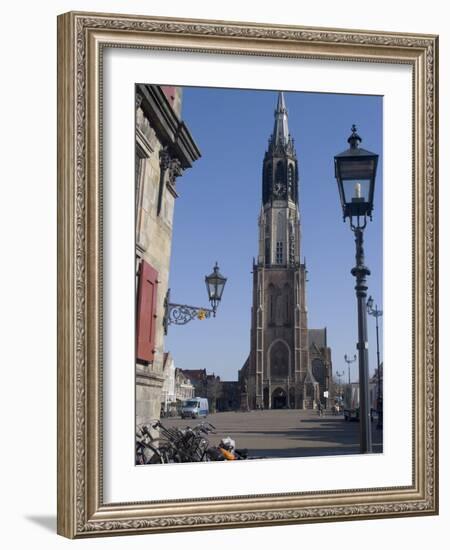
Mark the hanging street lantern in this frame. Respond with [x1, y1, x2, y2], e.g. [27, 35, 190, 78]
[205, 262, 227, 315]
[163, 262, 227, 333]
[334, 125, 378, 222]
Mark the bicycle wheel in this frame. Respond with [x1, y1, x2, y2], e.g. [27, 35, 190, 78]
[144, 439, 180, 464]
[137, 438, 164, 464]
[147, 451, 165, 464]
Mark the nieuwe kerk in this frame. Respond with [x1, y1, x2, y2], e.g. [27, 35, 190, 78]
[240, 93, 332, 410]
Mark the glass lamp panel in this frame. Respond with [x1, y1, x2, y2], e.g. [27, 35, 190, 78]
[215, 278, 225, 300]
[342, 178, 371, 205]
[206, 279, 217, 300]
[339, 158, 376, 180]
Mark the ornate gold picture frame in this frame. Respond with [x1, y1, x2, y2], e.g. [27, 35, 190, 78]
[57, 11, 438, 538]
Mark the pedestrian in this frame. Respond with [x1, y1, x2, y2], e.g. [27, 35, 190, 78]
[317, 400, 323, 417]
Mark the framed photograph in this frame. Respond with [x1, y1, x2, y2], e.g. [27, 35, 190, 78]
[57, 11, 438, 538]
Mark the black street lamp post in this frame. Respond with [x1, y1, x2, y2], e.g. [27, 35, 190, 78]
[344, 353, 357, 385]
[163, 262, 227, 334]
[334, 125, 379, 454]
[367, 295, 383, 429]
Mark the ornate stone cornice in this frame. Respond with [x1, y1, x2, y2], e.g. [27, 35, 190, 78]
[137, 84, 201, 169]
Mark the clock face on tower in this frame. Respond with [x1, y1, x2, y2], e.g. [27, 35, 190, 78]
[273, 181, 286, 198]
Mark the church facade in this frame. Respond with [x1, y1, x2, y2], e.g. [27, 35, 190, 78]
[240, 93, 332, 410]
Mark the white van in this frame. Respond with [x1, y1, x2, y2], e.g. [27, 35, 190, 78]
[181, 397, 209, 419]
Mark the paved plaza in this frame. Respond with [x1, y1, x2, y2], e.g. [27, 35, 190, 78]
[163, 409, 383, 459]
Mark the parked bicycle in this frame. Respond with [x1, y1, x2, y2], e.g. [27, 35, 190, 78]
[136, 420, 253, 464]
[136, 424, 179, 464]
[136, 420, 216, 464]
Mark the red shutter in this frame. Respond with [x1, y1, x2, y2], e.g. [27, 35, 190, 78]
[136, 260, 159, 363]
[161, 86, 176, 106]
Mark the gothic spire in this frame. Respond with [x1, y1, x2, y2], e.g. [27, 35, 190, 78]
[271, 92, 289, 146]
[262, 91, 299, 205]
[267, 92, 296, 158]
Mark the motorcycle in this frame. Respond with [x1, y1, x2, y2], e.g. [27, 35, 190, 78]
[215, 436, 249, 460]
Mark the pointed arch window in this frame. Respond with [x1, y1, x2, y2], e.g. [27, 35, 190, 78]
[275, 160, 285, 183]
[276, 242, 283, 264]
[276, 211, 285, 264]
[270, 341, 289, 378]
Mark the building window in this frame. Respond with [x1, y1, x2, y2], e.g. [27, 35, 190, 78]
[276, 241, 283, 264]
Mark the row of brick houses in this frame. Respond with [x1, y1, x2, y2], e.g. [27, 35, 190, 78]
[179, 369, 241, 412]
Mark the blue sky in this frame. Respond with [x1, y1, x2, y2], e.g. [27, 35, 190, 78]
[165, 86, 383, 384]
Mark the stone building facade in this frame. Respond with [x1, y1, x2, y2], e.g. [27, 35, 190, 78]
[174, 368, 195, 402]
[135, 85, 200, 426]
[240, 93, 332, 409]
[161, 354, 196, 415]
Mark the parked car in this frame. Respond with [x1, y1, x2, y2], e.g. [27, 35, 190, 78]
[343, 407, 375, 422]
[180, 397, 209, 419]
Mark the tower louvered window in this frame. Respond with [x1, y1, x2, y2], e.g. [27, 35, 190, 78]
[276, 241, 283, 264]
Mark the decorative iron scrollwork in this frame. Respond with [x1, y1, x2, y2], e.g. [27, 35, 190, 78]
[163, 289, 213, 334]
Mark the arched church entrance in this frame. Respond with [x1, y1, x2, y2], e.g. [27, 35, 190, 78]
[272, 387, 287, 409]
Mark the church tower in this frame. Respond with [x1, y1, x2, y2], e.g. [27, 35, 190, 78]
[244, 92, 319, 409]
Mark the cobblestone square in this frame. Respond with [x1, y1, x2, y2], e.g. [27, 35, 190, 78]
[163, 409, 383, 459]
